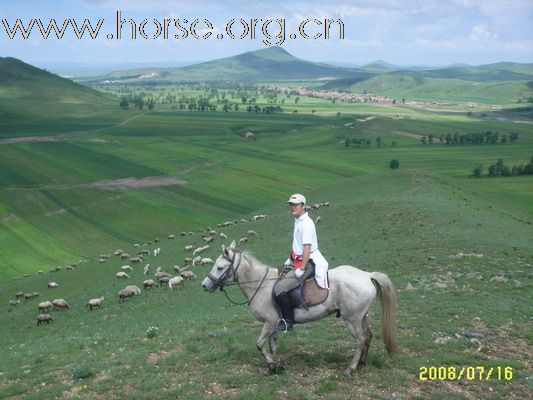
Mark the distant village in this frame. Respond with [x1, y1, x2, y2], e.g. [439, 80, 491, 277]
[274, 86, 486, 109]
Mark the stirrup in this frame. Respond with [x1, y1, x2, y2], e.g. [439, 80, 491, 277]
[276, 319, 293, 333]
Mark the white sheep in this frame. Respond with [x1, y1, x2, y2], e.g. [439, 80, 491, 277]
[52, 298, 70, 310]
[192, 245, 209, 256]
[143, 279, 158, 289]
[116, 271, 130, 279]
[192, 256, 202, 266]
[247, 230, 257, 236]
[130, 256, 142, 263]
[173, 265, 181, 273]
[124, 285, 141, 295]
[200, 257, 214, 265]
[38, 301, 53, 312]
[47, 282, 59, 289]
[315, 216, 321, 224]
[184, 245, 194, 251]
[168, 276, 184, 290]
[9, 300, 20, 306]
[37, 314, 54, 325]
[219, 232, 228, 239]
[181, 270, 197, 280]
[239, 237, 248, 244]
[86, 297, 104, 311]
[118, 286, 140, 303]
[154, 271, 171, 279]
[144, 264, 150, 275]
[121, 265, 133, 272]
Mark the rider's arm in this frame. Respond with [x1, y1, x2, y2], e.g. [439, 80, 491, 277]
[300, 244, 312, 271]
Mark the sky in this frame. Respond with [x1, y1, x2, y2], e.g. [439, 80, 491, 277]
[1, 0, 532, 68]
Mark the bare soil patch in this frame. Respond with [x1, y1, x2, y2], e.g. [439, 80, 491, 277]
[50, 176, 187, 190]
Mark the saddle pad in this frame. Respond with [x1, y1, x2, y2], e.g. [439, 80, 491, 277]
[302, 277, 329, 307]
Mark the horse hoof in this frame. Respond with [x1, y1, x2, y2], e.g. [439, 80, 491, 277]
[343, 368, 356, 377]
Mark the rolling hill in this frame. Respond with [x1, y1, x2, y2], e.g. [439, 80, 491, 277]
[321, 74, 533, 103]
[81, 47, 373, 84]
[0, 57, 123, 136]
[79, 48, 533, 104]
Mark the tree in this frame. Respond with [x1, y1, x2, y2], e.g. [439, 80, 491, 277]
[473, 165, 483, 178]
[389, 159, 400, 169]
[120, 99, 129, 109]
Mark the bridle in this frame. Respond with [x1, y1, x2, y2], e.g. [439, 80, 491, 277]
[207, 249, 270, 306]
[207, 249, 242, 289]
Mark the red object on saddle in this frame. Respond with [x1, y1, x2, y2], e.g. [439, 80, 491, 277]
[290, 251, 304, 269]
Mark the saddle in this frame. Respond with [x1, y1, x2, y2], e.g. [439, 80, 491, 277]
[290, 275, 329, 309]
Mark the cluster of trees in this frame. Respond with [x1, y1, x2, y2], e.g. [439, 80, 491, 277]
[120, 96, 155, 110]
[472, 156, 533, 178]
[421, 131, 519, 145]
[344, 137, 397, 147]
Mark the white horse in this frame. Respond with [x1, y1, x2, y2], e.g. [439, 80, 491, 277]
[202, 241, 398, 374]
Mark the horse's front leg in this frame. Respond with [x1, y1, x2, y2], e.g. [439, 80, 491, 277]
[256, 322, 279, 371]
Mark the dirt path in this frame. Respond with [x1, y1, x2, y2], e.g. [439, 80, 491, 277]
[0, 112, 146, 146]
[48, 176, 187, 190]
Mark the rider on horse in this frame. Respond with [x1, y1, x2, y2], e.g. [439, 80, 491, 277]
[273, 194, 329, 332]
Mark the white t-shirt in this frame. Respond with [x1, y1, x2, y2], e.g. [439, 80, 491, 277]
[293, 212, 317, 254]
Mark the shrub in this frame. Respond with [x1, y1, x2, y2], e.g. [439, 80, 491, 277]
[72, 366, 94, 381]
[390, 159, 400, 169]
[146, 325, 159, 339]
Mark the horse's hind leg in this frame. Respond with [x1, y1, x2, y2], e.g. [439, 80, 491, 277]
[360, 314, 372, 365]
[344, 317, 366, 373]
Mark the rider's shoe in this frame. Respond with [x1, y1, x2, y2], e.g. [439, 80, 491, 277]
[276, 318, 293, 333]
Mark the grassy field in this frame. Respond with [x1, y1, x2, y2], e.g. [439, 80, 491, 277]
[0, 59, 532, 398]
[0, 170, 531, 399]
[0, 100, 532, 281]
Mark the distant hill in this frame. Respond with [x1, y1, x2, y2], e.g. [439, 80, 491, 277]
[0, 57, 119, 135]
[321, 62, 533, 103]
[389, 63, 533, 82]
[322, 74, 532, 103]
[83, 47, 373, 84]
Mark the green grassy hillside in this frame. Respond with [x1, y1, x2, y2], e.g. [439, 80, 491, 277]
[0, 106, 532, 281]
[0, 170, 530, 399]
[0, 57, 127, 136]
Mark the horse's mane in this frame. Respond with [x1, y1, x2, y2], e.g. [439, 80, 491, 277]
[241, 251, 277, 271]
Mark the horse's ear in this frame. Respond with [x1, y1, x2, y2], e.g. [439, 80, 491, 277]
[229, 240, 236, 249]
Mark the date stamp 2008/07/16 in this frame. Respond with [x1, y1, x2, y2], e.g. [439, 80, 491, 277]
[419, 366, 513, 381]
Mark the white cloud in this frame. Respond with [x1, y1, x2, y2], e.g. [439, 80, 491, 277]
[469, 24, 499, 41]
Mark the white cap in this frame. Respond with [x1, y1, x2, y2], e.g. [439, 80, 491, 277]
[287, 193, 306, 204]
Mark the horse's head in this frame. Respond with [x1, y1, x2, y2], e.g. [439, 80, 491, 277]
[202, 240, 240, 292]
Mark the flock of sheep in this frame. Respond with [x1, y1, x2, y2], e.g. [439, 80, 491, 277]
[8, 213, 272, 326]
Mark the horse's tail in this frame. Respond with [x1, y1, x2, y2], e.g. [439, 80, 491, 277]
[370, 272, 398, 354]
